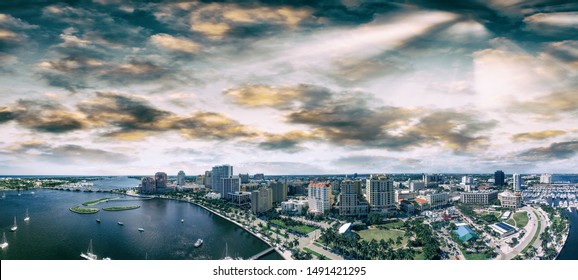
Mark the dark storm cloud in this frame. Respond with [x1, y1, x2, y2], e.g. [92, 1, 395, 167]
[78, 91, 171, 132]
[9, 141, 132, 164]
[0, 99, 87, 133]
[258, 131, 317, 152]
[225, 84, 496, 152]
[78, 92, 257, 141]
[518, 141, 578, 161]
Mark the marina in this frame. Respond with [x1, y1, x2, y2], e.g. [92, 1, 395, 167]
[522, 185, 578, 209]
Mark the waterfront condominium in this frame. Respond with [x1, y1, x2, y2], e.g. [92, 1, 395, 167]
[177, 170, 186, 186]
[308, 182, 333, 214]
[155, 172, 168, 190]
[269, 181, 287, 204]
[365, 175, 395, 213]
[141, 177, 156, 194]
[251, 187, 272, 214]
[513, 173, 522, 192]
[212, 165, 233, 198]
[222, 176, 241, 200]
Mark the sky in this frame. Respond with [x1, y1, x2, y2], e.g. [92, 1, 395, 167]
[0, 0, 577, 176]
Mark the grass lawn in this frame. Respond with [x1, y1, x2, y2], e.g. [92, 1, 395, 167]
[513, 211, 529, 228]
[82, 198, 114, 206]
[69, 206, 99, 214]
[270, 219, 316, 235]
[463, 253, 489, 260]
[303, 248, 330, 260]
[414, 250, 426, 260]
[102, 205, 140, 211]
[506, 218, 516, 227]
[356, 228, 407, 248]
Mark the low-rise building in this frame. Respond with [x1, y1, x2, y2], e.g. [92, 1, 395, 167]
[281, 199, 308, 215]
[455, 225, 477, 242]
[460, 190, 498, 205]
[490, 222, 516, 237]
[498, 190, 523, 209]
[426, 192, 450, 209]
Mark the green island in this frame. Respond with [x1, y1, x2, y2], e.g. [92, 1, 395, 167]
[102, 205, 140, 211]
[69, 206, 100, 214]
[82, 197, 116, 206]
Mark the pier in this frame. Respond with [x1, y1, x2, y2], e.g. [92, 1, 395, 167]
[249, 247, 276, 260]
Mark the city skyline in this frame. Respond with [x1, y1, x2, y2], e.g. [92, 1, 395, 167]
[1, 1, 577, 175]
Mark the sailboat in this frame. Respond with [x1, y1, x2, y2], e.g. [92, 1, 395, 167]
[24, 209, 30, 222]
[0, 232, 8, 249]
[222, 243, 233, 260]
[96, 212, 101, 223]
[10, 217, 17, 232]
[80, 239, 98, 260]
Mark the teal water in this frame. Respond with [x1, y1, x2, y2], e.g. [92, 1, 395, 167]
[0, 177, 282, 260]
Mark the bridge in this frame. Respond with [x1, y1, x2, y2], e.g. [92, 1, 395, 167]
[249, 247, 276, 260]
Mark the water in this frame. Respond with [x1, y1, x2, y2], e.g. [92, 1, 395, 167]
[0, 177, 282, 260]
[557, 209, 578, 260]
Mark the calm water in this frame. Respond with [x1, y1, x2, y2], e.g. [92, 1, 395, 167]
[0, 177, 282, 260]
[557, 209, 578, 260]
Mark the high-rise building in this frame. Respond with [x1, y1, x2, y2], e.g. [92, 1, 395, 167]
[204, 171, 212, 189]
[308, 182, 333, 214]
[365, 175, 395, 213]
[177, 170, 186, 186]
[540, 174, 552, 184]
[254, 173, 265, 180]
[155, 172, 168, 189]
[494, 170, 505, 186]
[195, 174, 205, 185]
[423, 174, 442, 186]
[339, 180, 368, 216]
[513, 173, 521, 192]
[239, 173, 250, 184]
[141, 177, 156, 194]
[222, 176, 240, 199]
[269, 181, 287, 204]
[212, 165, 233, 198]
[409, 181, 425, 192]
[251, 187, 272, 214]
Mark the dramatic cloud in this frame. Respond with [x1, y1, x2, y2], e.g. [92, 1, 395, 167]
[150, 33, 201, 54]
[7, 141, 132, 164]
[259, 131, 318, 152]
[510, 90, 578, 119]
[225, 84, 496, 152]
[1, 1, 577, 174]
[1, 100, 87, 133]
[518, 141, 578, 161]
[512, 130, 567, 142]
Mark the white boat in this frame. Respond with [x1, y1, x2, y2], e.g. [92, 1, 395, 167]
[194, 238, 203, 248]
[1, 192, 5, 198]
[181, 219, 184, 223]
[80, 240, 98, 260]
[0, 232, 8, 249]
[138, 228, 144, 232]
[117, 221, 124, 226]
[24, 209, 30, 222]
[222, 243, 232, 260]
[10, 217, 17, 232]
[96, 212, 101, 223]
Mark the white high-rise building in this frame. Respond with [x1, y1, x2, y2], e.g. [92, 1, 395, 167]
[540, 174, 552, 184]
[513, 173, 521, 192]
[366, 175, 395, 212]
[308, 182, 333, 214]
[177, 170, 186, 186]
[212, 165, 233, 198]
[222, 176, 240, 199]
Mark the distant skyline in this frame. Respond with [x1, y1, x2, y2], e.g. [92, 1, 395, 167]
[1, 1, 577, 175]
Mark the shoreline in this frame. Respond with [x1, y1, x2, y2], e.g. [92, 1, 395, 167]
[182, 198, 290, 260]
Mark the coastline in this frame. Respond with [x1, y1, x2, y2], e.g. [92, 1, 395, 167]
[183, 198, 291, 260]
